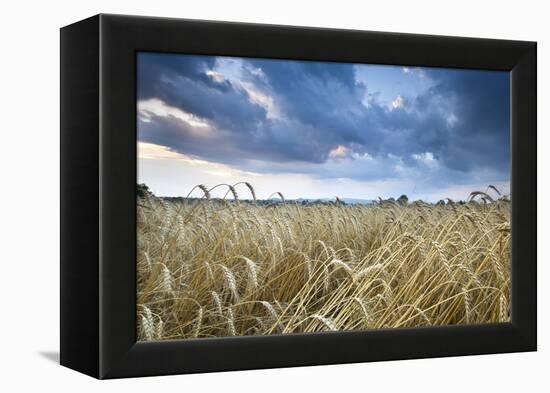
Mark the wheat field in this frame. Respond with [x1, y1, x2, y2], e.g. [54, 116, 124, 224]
[136, 183, 510, 341]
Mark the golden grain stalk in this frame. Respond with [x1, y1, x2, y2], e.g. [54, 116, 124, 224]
[136, 183, 510, 341]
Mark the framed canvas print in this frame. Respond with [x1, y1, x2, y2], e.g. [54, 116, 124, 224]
[60, 14, 537, 379]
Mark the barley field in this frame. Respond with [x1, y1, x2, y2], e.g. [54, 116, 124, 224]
[136, 183, 510, 341]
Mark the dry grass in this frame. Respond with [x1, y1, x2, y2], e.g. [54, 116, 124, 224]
[137, 184, 510, 341]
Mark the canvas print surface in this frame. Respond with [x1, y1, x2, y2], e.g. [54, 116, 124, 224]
[136, 52, 510, 341]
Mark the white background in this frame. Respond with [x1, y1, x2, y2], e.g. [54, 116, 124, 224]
[0, 0, 547, 391]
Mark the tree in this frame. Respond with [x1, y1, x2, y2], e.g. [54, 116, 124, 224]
[397, 194, 409, 206]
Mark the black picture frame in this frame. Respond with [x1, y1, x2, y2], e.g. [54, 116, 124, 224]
[60, 14, 537, 379]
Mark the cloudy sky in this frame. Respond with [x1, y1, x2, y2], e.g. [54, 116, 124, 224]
[137, 52, 510, 202]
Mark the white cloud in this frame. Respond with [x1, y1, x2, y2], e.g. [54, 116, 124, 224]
[446, 113, 458, 128]
[205, 70, 225, 83]
[351, 152, 373, 161]
[328, 145, 374, 162]
[138, 98, 211, 134]
[391, 95, 404, 109]
[241, 83, 280, 119]
[138, 142, 187, 160]
[248, 66, 266, 78]
[207, 59, 280, 119]
[412, 151, 438, 168]
[328, 145, 350, 159]
[138, 142, 508, 202]
[412, 151, 434, 162]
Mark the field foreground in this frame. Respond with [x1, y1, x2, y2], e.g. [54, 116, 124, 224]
[137, 186, 510, 341]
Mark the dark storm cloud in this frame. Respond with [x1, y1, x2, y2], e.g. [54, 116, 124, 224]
[138, 53, 267, 131]
[137, 53, 510, 184]
[247, 59, 371, 145]
[422, 68, 510, 173]
[138, 53, 217, 97]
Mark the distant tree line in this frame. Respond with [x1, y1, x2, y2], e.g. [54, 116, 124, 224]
[137, 183, 477, 206]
